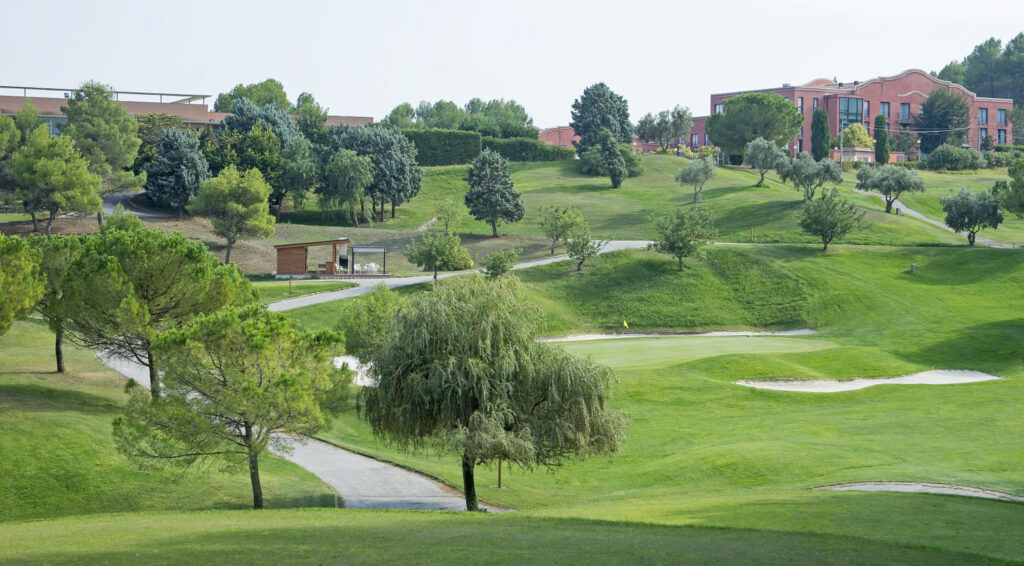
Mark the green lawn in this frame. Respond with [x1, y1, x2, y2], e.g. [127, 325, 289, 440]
[0, 510, 1011, 566]
[251, 279, 357, 304]
[0, 319, 336, 522]
[305, 245, 1024, 561]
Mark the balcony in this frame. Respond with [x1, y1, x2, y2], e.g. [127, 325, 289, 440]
[897, 114, 913, 125]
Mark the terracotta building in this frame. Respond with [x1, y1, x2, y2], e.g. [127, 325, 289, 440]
[537, 126, 579, 148]
[0, 86, 372, 135]
[690, 69, 1013, 156]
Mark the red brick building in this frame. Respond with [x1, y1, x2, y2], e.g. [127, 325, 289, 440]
[691, 69, 1013, 156]
[537, 125, 579, 148]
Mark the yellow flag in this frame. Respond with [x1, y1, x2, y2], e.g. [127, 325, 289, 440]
[623, 320, 629, 329]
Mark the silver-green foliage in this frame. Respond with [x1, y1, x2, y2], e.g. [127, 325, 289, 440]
[941, 187, 1003, 246]
[799, 188, 866, 251]
[855, 165, 924, 213]
[676, 156, 717, 203]
[777, 152, 843, 201]
[742, 137, 784, 186]
[649, 208, 716, 269]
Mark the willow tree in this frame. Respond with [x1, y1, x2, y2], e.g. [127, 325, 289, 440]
[360, 276, 626, 511]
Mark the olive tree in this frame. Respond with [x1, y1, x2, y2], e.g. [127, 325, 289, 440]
[538, 204, 584, 254]
[566, 224, 606, 271]
[113, 305, 347, 510]
[799, 188, 866, 251]
[742, 137, 784, 186]
[649, 208, 716, 269]
[405, 231, 472, 280]
[941, 188, 1003, 246]
[855, 165, 924, 213]
[359, 276, 626, 511]
[676, 156, 717, 203]
[777, 152, 843, 201]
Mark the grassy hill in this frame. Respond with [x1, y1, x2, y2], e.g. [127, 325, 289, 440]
[0, 319, 335, 522]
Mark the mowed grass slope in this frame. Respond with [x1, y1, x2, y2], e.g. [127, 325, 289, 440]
[0, 319, 336, 522]
[306, 245, 1024, 561]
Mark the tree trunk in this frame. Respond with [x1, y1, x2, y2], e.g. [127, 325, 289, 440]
[148, 351, 160, 399]
[245, 423, 264, 510]
[693, 189, 700, 204]
[885, 198, 894, 213]
[55, 326, 65, 373]
[96, 210, 104, 226]
[225, 240, 233, 264]
[461, 451, 478, 511]
[491, 221, 498, 238]
[391, 201, 396, 219]
[576, 259, 584, 271]
[550, 240, 556, 255]
[758, 171, 766, 186]
[178, 203, 184, 219]
[678, 256, 683, 270]
[45, 215, 54, 237]
[968, 232, 976, 246]
[822, 238, 829, 251]
[360, 197, 366, 223]
[30, 211, 38, 232]
[433, 265, 438, 281]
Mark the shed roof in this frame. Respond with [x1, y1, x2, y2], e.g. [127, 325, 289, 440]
[273, 238, 351, 250]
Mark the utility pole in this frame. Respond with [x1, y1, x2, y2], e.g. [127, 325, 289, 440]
[839, 121, 845, 166]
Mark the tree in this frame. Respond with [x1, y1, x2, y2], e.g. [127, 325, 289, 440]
[566, 224, 606, 271]
[873, 114, 890, 164]
[14, 99, 42, 140]
[800, 188, 866, 251]
[676, 156, 717, 203]
[405, 230, 472, 280]
[359, 276, 625, 511]
[436, 196, 464, 234]
[61, 81, 144, 223]
[145, 128, 210, 217]
[0, 115, 17, 192]
[649, 208, 716, 269]
[332, 126, 423, 222]
[188, 166, 276, 264]
[598, 129, 627, 188]
[743, 137, 784, 186]
[383, 102, 417, 129]
[101, 203, 146, 233]
[569, 83, 632, 155]
[915, 88, 971, 153]
[840, 123, 873, 149]
[317, 149, 375, 224]
[461, 98, 536, 138]
[0, 234, 43, 336]
[214, 79, 291, 112]
[635, 113, 659, 147]
[281, 136, 320, 213]
[941, 188, 1003, 246]
[777, 152, 843, 201]
[113, 304, 345, 510]
[133, 113, 186, 175]
[963, 38, 1003, 98]
[464, 148, 524, 237]
[993, 158, 1024, 217]
[668, 106, 694, 148]
[294, 92, 329, 146]
[29, 234, 83, 372]
[856, 164, 925, 213]
[892, 128, 918, 157]
[64, 227, 254, 398]
[205, 122, 283, 194]
[333, 283, 405, 360]
[11, 126, 102, 235]
[482, 248, 518, 279]
[705, 93, 803, 156]
[935, 61, 967, 86]
[539, 204, 584, 254]
[634, 106, 692, 151]
[810, 109, 830, 161]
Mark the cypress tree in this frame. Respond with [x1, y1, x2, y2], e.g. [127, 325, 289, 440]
[811, 109, 830, 161]
[873, 114, 889, 164]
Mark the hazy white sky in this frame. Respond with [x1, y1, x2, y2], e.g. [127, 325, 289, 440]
[2, 0, 1022, 125]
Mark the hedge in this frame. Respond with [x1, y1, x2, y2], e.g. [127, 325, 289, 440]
[402, 129, 481, 166]
[481, 137, 575, 162]
[994, 145, 1024, 152]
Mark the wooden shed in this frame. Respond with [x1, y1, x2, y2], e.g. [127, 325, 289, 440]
[274, 238, 351, 278]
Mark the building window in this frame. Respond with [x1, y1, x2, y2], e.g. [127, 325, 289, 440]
[705, 133, 710, 145]
[999, 129, 1007, 145]
[980, 128, 988, 145]
[998, 109, 1007, 125]
[900, 103, 910, 121]
[978, 108, 988, 125]
[813, 98, 819, 111]
[798, 139, 803, 153]
[691, 133, 698, 148]
[863, 100, 870, 119]
[880, 102, 890, 119]
[839, 97, 863, 127]
[714, 104, 723, 114]
[797, 97, 804, 112]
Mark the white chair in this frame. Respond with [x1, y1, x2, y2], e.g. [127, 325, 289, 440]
[354, 263, 362, 274]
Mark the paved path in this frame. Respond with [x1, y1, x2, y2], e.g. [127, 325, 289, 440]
[102, 192, 165, 218]
[856, 189, 1011, 248]
[95, 352, 480, 511]
[268, 240, 653, 312]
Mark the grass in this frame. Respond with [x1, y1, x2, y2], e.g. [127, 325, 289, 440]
[0, 510, 1013, 566]
[302, 245, 1024, 561]
[250, 279, 357, 304]
[0, 319, 336, 522]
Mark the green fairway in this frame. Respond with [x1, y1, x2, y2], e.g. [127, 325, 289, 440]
[0, 319, 336, 522]
[0, 510, 1013, 566]
[250, 279, 357, 304]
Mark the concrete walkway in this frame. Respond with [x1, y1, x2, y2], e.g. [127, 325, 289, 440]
[95, 351, 481, 511]
[102, 192, 165, 218]
[856, 189, 1011, 248]
[268, 240, 653, 312]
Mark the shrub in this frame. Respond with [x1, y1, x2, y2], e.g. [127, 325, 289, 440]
[578, 144, 642, 177]
[481, 137, 575, 162]
[994, 145, 1024, 153]
[985, 151, 1013, 168]
[401, 128, 481, 166]
[925, 144, 985, 171]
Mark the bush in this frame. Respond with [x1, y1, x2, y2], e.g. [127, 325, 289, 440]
[925, 144, 985, 171]
[402, 128, 481, 166]
[985, 151, 1014, 168]
[994, 145, 1024, 153]
[481, 137, 575, 162]
[578, 144, 642, 177]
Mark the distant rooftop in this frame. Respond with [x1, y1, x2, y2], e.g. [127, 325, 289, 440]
[0, 85, 210, 104]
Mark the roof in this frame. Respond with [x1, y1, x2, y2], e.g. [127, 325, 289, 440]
[274, 238, 351, 250]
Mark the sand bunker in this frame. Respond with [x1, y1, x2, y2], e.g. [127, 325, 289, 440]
[817, 482, 1024, 503]
[541, 329, 816, 342]
[736, 370, 1002, 393]
[334, 356, 376, 387]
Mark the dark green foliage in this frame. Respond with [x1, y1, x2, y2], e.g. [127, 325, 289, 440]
[892, 128, 918, 157]
[359, 275, 625, 510]
[316, 149, 375, 224]
[294, 92, 329, 146]
[333, 284, 405, 360]
[223, 98, 302, 144]
[145, 128, 210, 217]
[799, 188, 866, 251]
[935, 61, 967, 85]
[61, 81, 144, 197]
[405, 231, 472, 280]
[0, 234, 43, 335]
[994, 158, 1024, 217]
[332, 126, 423, 222]
[635, 106, 693, 150]
[481, 137, 575, 161]
[649, 208, 716, 269]
[569, 82, 633, 155]
[401, 129, 481, 166]
[873, 114, 889, 164]
[132, 113, 187, 175]
[203, 123, 284, 208]
[482, 248, 518, 279]
[598, 130, 627, 188]
[214, 79, 291, 113]
[28, 234, 84, 371]
[915, 89, 971, 153]
[706, 93, 804, 156]
[810, 109, 830, 161]
[578, 144, 642, 177]
[941, 187, 1003, 245]
[385, 98, 536, 138]
[464, 149, 524, 237]
[925, 145, 985, 171]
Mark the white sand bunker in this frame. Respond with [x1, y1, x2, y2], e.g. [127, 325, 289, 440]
[333, 356, 376, 387]
[541, 329, 816, 342]
[736, 370, 1002, 393]
[817, 482, 1024, 503]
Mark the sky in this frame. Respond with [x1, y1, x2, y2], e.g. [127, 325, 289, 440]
[2, 0, 1023, 126]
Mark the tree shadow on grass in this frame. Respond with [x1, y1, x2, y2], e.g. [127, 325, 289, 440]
[0, 383, 120, 415]
[711, 200, 802, 235]
[902, 319, 1024, 375]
